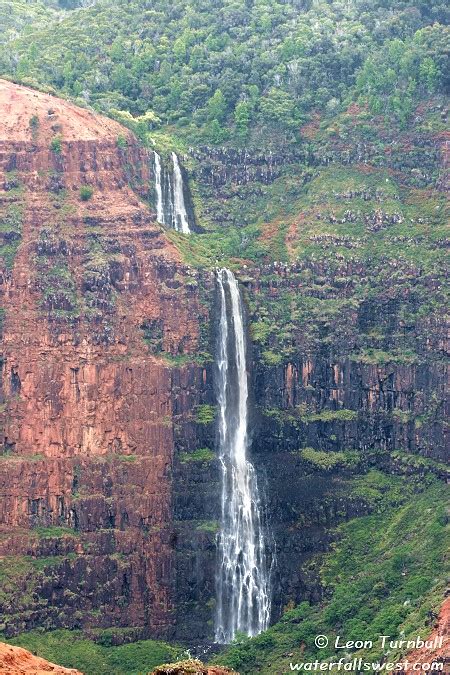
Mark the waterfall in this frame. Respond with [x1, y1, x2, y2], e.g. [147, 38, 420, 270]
[171, 152, 190, 234]
[154, 151, 165, 224]
[215, 268, 271, 644]
[152, 151, 191, 234]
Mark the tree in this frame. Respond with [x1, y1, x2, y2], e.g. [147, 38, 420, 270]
[259, 88, 297, 129]
[419, 56, 438, 92]
[207, 89, 228, 123]
[205, 119, 228, 144]
[234, 100, 252, 138]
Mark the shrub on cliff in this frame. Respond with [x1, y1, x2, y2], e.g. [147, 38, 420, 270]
[79, 185, 93, 201]
[50, 136, 62, 154]
[194, 404, 217, 425]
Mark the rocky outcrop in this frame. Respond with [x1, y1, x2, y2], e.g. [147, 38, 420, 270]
[399, 597, 449, 674]
[0, 641, 82, 673]
[190, 146, 311, 189]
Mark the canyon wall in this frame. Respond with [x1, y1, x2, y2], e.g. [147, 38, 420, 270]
[0, 79, 205, 638]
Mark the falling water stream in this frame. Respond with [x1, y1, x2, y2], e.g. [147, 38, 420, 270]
[171, 152, 190, 234]
[153, 151, 191, 233]
[215, 268, 271, 644]
[154, 151, 165, 224]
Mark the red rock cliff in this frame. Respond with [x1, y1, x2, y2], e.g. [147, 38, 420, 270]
[0, 79, 204, 637]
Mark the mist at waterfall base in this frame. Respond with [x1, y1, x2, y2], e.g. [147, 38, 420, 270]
[214, 268, 271, 645]
[153, 151, 191, 233]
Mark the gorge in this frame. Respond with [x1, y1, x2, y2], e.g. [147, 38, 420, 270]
[0, 1, 448, 671]
[0, 73, 447, 673]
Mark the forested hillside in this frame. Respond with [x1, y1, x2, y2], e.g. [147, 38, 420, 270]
[1, 0, 448, 145]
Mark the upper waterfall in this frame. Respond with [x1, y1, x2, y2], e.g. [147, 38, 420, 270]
[152, 151, 193, 234]
[215, 268, 271, 644]
[171, 152, 190, 234]
[154, 151, 165, 224]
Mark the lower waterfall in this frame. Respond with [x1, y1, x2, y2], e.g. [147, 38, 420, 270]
[214, 268, 271, 644]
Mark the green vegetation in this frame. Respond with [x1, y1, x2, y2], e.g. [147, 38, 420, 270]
[50, 136, 62, 154]
[356, 28, 448, 127]
[179, 447, 215, 463]
[0, 452, 44, 462]
[0, 554, 75, 628]
[195, 520, 219, 533]
[351, 348, 420, 365]
[140, 318, 163, 352]
[29, 114, 39, 138]
[4, 629, 179, 675]
[166, 225, 268, 268]
[32, 526, 77, 539]
[264, 406, 358, 428]
[300, 447, 359, 471]
[241, 160, 448, 363]
[391, 450, 448, 476]
[0, 203, 23, 269]
[194, 404, 217, 425]
[303, 409, 358, 423]
[39, 263, 79, 319]
[79, 185, 94, 201]
[0, 0, 447, 143]
[217, 478, 449, 674]
[153, 660, 211, 674]
[158, 352, 208, 367]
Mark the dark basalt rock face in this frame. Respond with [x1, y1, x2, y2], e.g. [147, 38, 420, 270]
[190, 146, 313, 188]
[171, 255, 447, 638]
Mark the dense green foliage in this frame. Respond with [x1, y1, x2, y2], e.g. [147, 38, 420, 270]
[0, 0, 448, 144]
[217, 476, 449, 674]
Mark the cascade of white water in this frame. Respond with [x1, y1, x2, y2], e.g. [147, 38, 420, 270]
[215, 268, 271, 644]
[153, 151, 165, 224]
[171, 152, 190, 233]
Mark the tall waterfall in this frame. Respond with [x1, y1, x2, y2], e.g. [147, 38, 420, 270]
[152, 151, 191, 233]
[171, 152, 190, 234]
[215, 268, 271, 644]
